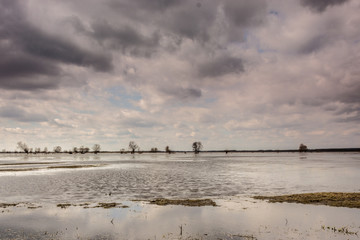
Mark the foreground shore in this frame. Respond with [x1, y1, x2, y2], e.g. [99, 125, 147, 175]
[1, 193, 360, 240]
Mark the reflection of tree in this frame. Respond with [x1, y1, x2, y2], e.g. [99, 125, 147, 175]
[129, 141, 138, 154]
[192, 142, 203, 154]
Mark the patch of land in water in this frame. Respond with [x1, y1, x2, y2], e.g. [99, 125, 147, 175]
[148, 198, 217, 207]
[254, 192, 360, 208]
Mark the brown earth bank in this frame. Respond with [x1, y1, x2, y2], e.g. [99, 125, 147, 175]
[254, 192, 360, 208]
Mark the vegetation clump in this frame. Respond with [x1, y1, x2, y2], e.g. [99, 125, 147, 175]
[254, 192, 360, 208]
[56, 203, 72, 209]
[149, 198, 217, 207]
[94, 203, 129, 209]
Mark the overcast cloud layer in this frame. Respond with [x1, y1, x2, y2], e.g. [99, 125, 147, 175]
[1, 0, 359, 151]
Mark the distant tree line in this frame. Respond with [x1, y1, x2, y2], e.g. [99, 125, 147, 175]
[13, 141, 102, 154]
[0, 142, 317, 154]
[5, 141, 207, 154]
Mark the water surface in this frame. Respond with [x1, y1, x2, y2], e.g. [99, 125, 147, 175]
[1, 152, 359, 203]
[1, 152, 360, 239]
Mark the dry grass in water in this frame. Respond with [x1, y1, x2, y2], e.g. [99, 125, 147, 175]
[254, 192, 360, 208]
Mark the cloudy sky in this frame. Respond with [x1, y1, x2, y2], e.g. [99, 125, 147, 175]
[1, 0, 359, 151]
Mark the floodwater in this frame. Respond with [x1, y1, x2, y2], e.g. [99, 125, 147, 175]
[0, 152, 360, 239]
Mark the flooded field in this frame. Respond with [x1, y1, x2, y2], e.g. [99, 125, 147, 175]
[1, 152, 360, 239]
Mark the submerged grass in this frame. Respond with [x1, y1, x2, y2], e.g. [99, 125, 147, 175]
[149, 198, 217, 207]
[321, 225, 358, 236]
[56, 202, 128, 209]
[56, 203, 73, 209]
[254, 192, 360, 208]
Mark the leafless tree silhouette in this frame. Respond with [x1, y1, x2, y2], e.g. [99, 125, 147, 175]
[129, 141, 138, 154]
[17, 141, 29, 153]
[92, 144, 101, 154]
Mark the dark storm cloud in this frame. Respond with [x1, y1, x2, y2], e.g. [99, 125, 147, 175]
[223, 0, 267, 27]
[0, 48, 59, 79]
[0, 44, 61, 90]
[15, 25, 113, 72]
[0, 0, 113, 90]
[300, 0, 349, 12]
[162, 3, 216, 42]
[5, 20, 113, 72]
[107, 0, 267, 43]
[338, 85, 360, 104]
[198, 56, 245, 78]
[0, 106, 47, 122]
[107, 0, 213, 41]
[89, 20, 160, 57]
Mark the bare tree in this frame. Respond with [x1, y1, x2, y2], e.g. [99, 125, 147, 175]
[53, 146, 62, 153]
[192, 142, 203, 154]
[17, 141, 29, 154]
[129, 141, 138, 154]
[92, 144, 101, 154]
[43, 147, 48, 154]
[299, 143, 308, 152]
[150, 147, 158, 152]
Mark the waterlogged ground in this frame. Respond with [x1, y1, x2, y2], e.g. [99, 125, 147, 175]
[0, 152, 360, 239]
